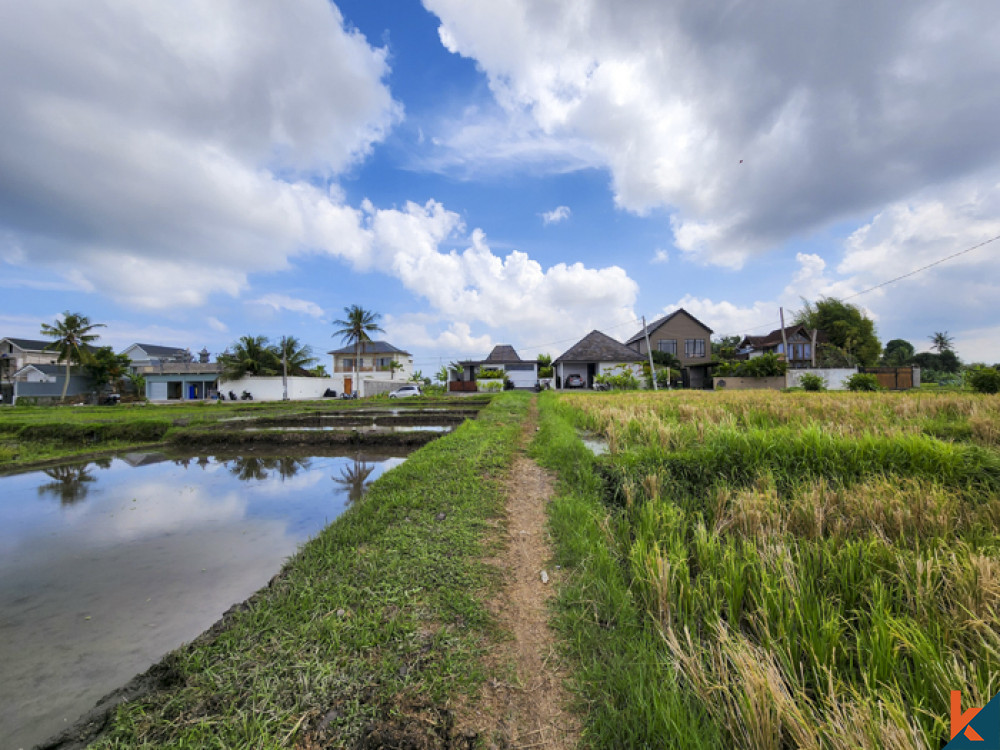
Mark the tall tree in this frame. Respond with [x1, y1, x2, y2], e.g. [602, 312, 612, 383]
[40, 311, 105, 402]
[332, 305, 384, 395]
[881, 339, 915, 367]
[929, 331, 955, 353]
[218, 336, 280, 380]
[275, 336, 317, 376]
[794, 298, 881, 366]
[86, 347, 132, 394]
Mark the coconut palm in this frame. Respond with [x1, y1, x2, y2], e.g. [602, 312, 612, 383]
[218, 335, 280, 380]
[929, 331, 955, 353]
[40, 311, 105, 402]
[276, 336, 317, 376]
[332, 305, 384, 396]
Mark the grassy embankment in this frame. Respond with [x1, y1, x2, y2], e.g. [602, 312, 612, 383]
[533, 390, 1000, 749]
[59, 391, 529, 748]
[0, 395, 490, 469]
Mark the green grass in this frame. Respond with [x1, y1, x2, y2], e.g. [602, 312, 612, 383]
[537, 390, 1000, 750]
[86, 392, 528, 748]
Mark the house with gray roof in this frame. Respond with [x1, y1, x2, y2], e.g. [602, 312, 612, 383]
[326, 340, 414, 394]
[553, 330, 643, 389]
[10, 363, 93, 404]
[454, 344, 539, 389]
[119, 343, 192, 370]
[625, 308, 714, 388]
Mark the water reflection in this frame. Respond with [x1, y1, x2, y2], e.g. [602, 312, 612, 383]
[331, 454, 378, 504]
[0, 448, 410, 750]
[226, 456, 311, 482]
[37, 465, 98, 504]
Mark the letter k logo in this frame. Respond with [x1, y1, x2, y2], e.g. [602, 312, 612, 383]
[953, 691, 985, 741]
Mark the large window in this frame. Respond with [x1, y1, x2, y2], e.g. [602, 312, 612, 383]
[684, 339, 706, 358]
[657, 339, 678, 355]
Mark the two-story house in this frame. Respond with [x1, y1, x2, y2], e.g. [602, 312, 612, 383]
[738, 325, 825, 368]
[327, 341, 413, 394]
[625, 308, 714, 388]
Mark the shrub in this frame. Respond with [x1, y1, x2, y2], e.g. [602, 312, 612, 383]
[714, 353, 787, 378]
[968, 367, 1000, 394]
[477, 368, 505, 379]
[538, 366, 554, 378]
[798, 373, 826, 392]
[846, 373, 882, 392]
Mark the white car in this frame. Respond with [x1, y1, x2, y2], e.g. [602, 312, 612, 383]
[389, 384, 423, 398]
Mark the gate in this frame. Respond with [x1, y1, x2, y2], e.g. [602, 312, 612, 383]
[859, 367, 913, 390]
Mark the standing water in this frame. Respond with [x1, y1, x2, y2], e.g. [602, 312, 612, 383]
[0, 449, 410, 749]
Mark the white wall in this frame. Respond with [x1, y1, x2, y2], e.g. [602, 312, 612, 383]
[598, 362, 643, 377]
[218, 376, 346, 401]
[786, 368, 858, 391]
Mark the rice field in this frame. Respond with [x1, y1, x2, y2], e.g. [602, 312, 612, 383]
[545, 390, 1000, 749]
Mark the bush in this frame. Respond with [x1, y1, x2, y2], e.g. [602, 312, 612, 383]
[477, 368, 505, 379]
[968, 367, 1000, 394]
[798, 373, 826, 392]
[714, 353, 787, 378]
[846, 373, 882, 392]
[538, 366, 554, 378]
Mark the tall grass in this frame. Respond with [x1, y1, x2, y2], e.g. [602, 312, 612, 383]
[540, 390, 1000, 749]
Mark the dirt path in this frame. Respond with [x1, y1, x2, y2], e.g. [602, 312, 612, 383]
[463, 398, 580, 749]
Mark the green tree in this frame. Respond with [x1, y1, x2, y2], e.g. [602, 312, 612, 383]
[881, 339, 915, 367]
[794, 298, 881, 366]
[389, 360, 404, 380]
[275, 336, 316, 376]
[86, 347, 132, 394]
[332, 305, 384, 394]
[930, 331, 955, 353]
[40, 311, 105, 402]
[712, 335, 742, 360]
[435, 365, 449, 384]
[218, 336, 280, 380]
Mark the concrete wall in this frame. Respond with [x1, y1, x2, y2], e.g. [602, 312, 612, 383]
[713, 376, 786, 391]
[786, 368, 858, 391]
[218, 376, 345, 401]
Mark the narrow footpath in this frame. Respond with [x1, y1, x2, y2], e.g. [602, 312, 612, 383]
[462, 398, 581, 749]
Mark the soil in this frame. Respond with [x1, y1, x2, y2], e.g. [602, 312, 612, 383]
[458, 398, 581, 749]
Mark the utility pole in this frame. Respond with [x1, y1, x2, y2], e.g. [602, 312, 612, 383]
[779, 308, 789, 387]
[642, 316, 658, 391]
[281, 336, 289, 401]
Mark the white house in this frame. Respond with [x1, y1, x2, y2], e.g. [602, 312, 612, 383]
[453, 345, 539, 389]
[327, 341, 414, 395]
[553, 330, 644, 389]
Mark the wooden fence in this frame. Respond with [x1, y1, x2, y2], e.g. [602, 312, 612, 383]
[448, 380, 477, 392]
[859, 367, 914, 390]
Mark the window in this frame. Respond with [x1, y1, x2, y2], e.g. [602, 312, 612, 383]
[657, 339, 678, 355]
[376, 357, 395, 369]
[684, 339, 706, 358]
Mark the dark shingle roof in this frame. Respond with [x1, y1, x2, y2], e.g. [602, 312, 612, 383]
[3, 337, 62, 352]
[327, 340, 410, 356]
[625, 308, 713, 346]
[126, 343, 189, 358]
[740, 325, 827, 349]
[485, 345, 521, 362]
[554, 331, 643, 363]
[14, 363, 86, 376]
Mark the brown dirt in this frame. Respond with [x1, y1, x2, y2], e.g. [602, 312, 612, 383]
[459, 398, 581, 749]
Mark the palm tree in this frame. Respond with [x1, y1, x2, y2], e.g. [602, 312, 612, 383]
[218, 336, 280, 380]
[40, 311, 105, 402]
[276, 336, 317, 376]
[930, 331, 955, 353]
[332, 305, 384, 396]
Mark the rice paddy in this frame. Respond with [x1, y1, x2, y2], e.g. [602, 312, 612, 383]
[534, 390, 1000, 749]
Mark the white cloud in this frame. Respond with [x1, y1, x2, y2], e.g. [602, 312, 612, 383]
[207, 317, 228, 333]
[0, 0, 400, 308]
[424, 0, 1000, 267]
[651, 248, 669, 264]
[541, 205, 571, 225]
[251, 294, 325, 319]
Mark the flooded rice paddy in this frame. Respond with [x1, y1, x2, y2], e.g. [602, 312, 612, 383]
[0, 448, 412, 750]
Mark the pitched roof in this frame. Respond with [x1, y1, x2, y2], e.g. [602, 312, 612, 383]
[124, 343, 189, 358]
[327, 340, 411, 356]
[485, 344, 521, 362]
[740, 325, 827, 349]
[554, 330, 643, 363]
[625, 308, 714, 346]
[2, 337, 62, 352]
[14, 363, 86, 377]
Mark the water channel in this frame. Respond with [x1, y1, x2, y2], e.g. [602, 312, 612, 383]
[0, 448, 412, 750]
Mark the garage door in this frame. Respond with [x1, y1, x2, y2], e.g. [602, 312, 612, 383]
[505, 365, 536, 389]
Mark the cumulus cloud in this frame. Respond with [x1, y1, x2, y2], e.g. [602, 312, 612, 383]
[651, 248, 669, 264]
[424, 0, 1000, 266]
[541, 206, 571, 225]
[0, 0, 400, 308]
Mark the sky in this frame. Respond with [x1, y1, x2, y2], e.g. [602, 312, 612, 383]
[2, 0, 999, 372]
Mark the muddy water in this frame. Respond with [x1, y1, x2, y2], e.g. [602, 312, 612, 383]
[0, 449, 410, 750]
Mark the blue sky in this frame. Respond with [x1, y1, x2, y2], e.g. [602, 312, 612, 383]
[2, 0, 999, 370]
